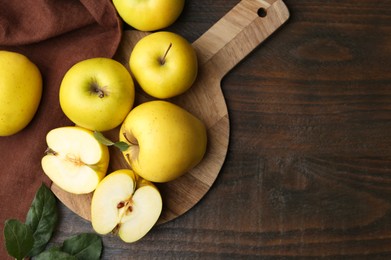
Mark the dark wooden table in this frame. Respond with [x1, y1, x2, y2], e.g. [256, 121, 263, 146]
[51, 0, 391, 258]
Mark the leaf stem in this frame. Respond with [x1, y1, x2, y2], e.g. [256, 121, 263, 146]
[94, 131, 130, 152]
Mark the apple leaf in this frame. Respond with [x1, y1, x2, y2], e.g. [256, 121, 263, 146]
[93, 131, 115, 146]
[3, 219, 34, 260]
[94, 131, 130, 151]
[61, 233, 102, 260]
[34, 247, 77, 260]
[114, 141, 131, 152]
[3, 183, 103, 260]
[25, 183, 58, 257]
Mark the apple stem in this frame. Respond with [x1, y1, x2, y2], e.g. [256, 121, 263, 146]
[113, 225, 120, 235]
[94, 131, 130, 151]
[160, 43, 173, 65]
[90, 80, 106, 98]
[45, 147, 57, 156]
[125, 154, 133, 166]
[97, 90, 105, 98]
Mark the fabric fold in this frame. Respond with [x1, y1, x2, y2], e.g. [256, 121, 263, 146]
[0, 1, 122, 258]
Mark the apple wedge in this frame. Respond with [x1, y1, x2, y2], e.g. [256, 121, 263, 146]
[91, 169, 162, 243]
[41, 126, 109, 194]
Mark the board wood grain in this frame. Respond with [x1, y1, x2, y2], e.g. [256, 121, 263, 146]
[51, 0, 289, 224]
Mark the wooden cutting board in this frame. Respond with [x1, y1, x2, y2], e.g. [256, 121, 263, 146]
[51, 0, 289, 225]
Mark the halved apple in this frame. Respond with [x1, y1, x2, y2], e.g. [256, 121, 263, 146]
[91, 169, 162, 243]
[41, 126, 109, 194]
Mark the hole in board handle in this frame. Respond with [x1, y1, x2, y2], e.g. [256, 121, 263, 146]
[257, 8, 267, 17]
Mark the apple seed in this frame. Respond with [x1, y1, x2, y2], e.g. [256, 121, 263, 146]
[117, 199, 134, 222]
[117, 201, 125, 209]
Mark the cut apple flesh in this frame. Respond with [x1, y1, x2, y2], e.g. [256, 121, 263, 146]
[41, 126, 109, 194]
[91, 171, 136, 234]
[118, 184, 162, 243]
[91, 169, 163, 243]
[42, 155, 102, 193]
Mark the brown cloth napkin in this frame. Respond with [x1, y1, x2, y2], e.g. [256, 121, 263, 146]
[0, 0, 122, 257]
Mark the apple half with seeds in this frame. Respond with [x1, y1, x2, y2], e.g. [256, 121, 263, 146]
[41, 126, 109, 194]
[91, 169, 162, 243]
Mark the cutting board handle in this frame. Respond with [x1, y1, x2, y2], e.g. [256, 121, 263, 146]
[193, 0, 289, 80]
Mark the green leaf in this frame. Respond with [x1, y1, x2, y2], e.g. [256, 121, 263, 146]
[94, 131, 130, 151]
[61, 233, 103, 260]
[3, 219, 34, 260]
[114, 141, 131, 152]
[93, 131, 114, 146]
[25, 183, 58, 256]
[34, 248, 77, 260]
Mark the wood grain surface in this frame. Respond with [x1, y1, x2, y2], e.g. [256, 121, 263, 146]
[48, 0, 391, 258]
[51, 0, 289, 225]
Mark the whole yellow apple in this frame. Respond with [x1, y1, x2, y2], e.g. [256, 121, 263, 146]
[59, 58, 135, 132]
[129, 31, 198, 99]
[0, 51, 42, 136]
[119, 100, 207, 183]
[113, 0, 185, 31]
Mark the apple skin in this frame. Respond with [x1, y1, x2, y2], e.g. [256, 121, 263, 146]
[41, 126, 110, 194]
[119, 100, 207, 183]
[112, 0, 184, 31]
[91, 169, 162, 243]
[129, 31, 198, 99]
[59, 58, 135, 132]
[0, 51, 42, 136]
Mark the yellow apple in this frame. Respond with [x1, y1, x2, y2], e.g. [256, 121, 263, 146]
[112, 0, 185, 31]
[129, 31, 198, 99]
[119, 100, 207, 182]
[59, 58, 135, 132]
[91, 169, 162, 243]
[0, 50, 42, 136]
[41, 126, 109, 194]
